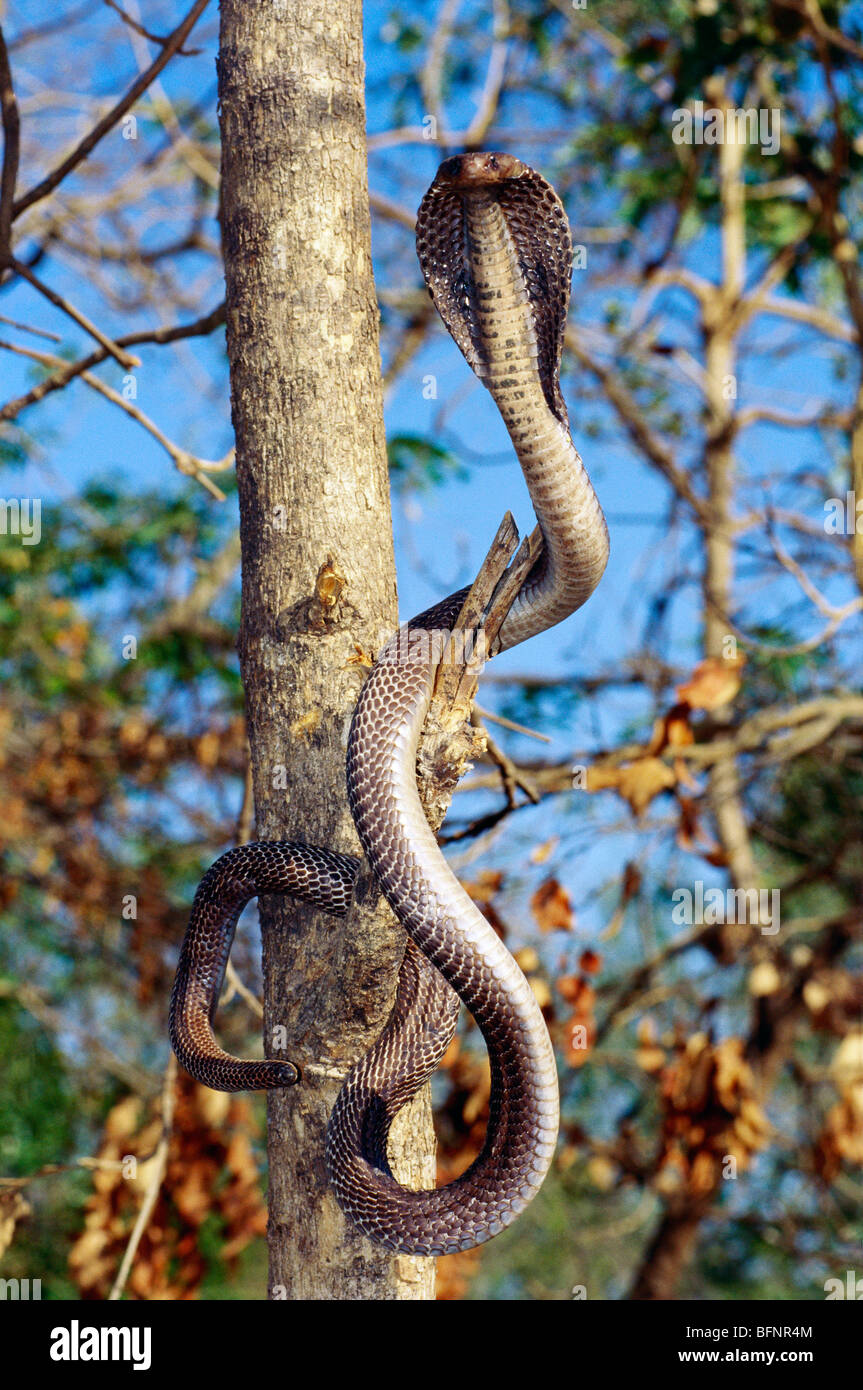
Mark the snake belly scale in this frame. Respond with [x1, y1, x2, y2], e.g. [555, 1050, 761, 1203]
[169, 152, 609, 1255]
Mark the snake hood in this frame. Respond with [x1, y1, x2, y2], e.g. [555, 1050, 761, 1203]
[416, 150, 573, 426]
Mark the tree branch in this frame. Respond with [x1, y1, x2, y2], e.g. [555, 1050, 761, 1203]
[11, 0, 210, 221]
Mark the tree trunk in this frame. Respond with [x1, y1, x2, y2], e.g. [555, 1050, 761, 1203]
[628, 1203, 709, 1301]
[629, 87, 755, 1303]
[218, 0, 435, 1299]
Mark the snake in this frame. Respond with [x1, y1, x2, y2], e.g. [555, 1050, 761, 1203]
[169, 152, 608, 1256]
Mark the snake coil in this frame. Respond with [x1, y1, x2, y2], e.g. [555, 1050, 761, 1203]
[170, 153, 608, 1255]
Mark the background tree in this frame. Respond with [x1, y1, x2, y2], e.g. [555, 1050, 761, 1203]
[0, 0, 861, 1301]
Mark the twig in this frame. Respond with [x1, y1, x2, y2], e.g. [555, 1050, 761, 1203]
[567, 330, 710, 523]
[0, 336, 230, 497]
[7, 3, 94, 53]
[472, 708, 540, 805]
[0, 310, 61, 341]
[103, 0, 202, 54]
[0, 1154, 146, 1190]
[108, 1054, 177, 1301]
[12, 0, 211, 221]
[798, 0, 863, 63]
[463, 0, 509, 146]
[0, 976, 155, 1093]
[766, 510, 862, 620]
[0, 300, 225, 421]
[745, 294, 855, 343]
[472, 701, 551, 743]
[457, 695, 863, 800]
[8, 256, 140, 369]
[79, 369, 232, 499]
[221, 757, 263, 1018]
[0, 23, 20, 257]
[369, 190, 416, 231]
[421, 0, 462, 140]
[144, 532, 242, 641]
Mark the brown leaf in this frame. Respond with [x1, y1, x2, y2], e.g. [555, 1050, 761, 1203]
[600, 861, 643, 940]
[676, 655, 745, 711]
[563, 1009, 595, 1067]
[637, 1044, 666, 1073]
[586, 1156, 618, 1191]
[195, 731, 221, 769]
[585, 762, 623, 794]
[513, 946, 540, 973]
[623, 862, 643, 900]
[531, 878, 574, 933]
[462, 870, 505, 902]
[648, 702, 694, 754]
[557, 973, 584, 1004]
[616, 757, 676, 816]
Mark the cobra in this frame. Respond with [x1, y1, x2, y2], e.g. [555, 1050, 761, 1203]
[170, 152, 609, 1255]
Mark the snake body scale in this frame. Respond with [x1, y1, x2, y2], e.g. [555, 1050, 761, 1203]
[170, 152, 608, 1255]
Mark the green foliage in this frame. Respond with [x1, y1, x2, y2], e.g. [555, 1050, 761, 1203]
[0, 475, 241, 705]
[0, 1001, 76, 1177]
[387, 432, 468, 490]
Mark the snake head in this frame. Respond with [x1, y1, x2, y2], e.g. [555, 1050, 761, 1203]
[416, 152, 573, 426]
[436, 151, 528, 188]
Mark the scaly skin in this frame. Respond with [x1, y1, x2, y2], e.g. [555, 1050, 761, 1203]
[169, 153, 609, 1255]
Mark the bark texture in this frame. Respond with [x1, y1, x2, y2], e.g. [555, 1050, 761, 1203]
[218, 0, 435, 1299]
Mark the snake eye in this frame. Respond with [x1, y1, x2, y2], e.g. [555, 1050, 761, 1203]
[488, 154, 499, 170]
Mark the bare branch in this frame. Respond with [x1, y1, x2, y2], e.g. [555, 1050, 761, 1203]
[103, 0, 203, 54]
[567, 329, 710, 522]
[0, 335, 231, 498]
[0, 300, 225, 421]
[12, 0, 210, 221]
[8, 255, 141, 368]
[0, 24, 20, 257]
[108, 1055, 177, 1301]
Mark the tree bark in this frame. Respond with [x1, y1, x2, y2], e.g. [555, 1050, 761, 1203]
[702, 96, 761, 957]
[218, 0, 435, 1299]
[628, 1202, 709, 1301]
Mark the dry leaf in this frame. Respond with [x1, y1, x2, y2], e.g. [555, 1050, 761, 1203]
[616, 757, 676, 816]
[531, 878, 574, 933]
[462, 871, 505, 902]
[676, 655, 745, 710]
[587, 1156, 618, 1191]
[648, 702, 694, 754]
[831, 1031, 863, 1094]
[513, 946, 540, 973]
[557, 974, 584, 1004]
[579, 949, 602, 975]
